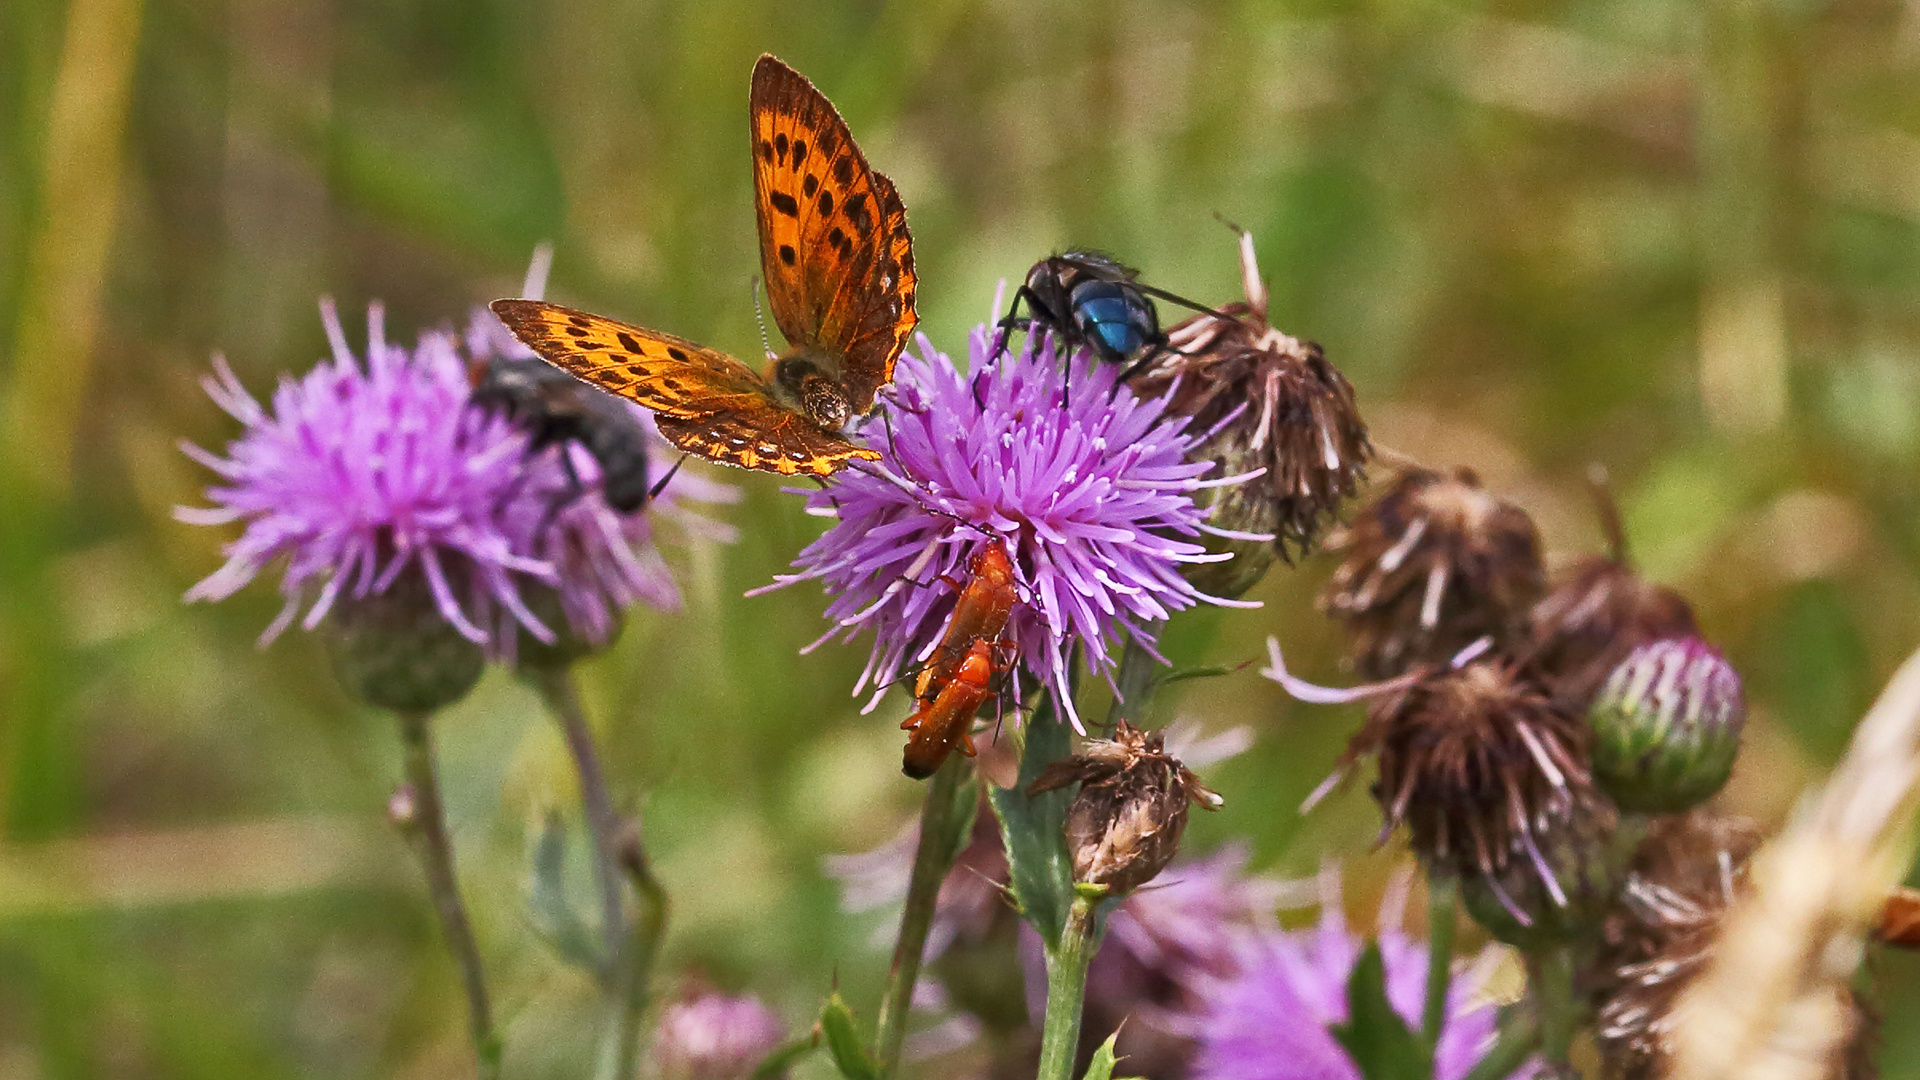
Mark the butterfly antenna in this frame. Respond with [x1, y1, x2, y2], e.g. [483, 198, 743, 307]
[750, 276, 776, 361]
[648, 454, 689, 501]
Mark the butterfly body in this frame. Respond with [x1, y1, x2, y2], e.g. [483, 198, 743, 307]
[491, 55, 915, 478]
[468, 355, 653, 512]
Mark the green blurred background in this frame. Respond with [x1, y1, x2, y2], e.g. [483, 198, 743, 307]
[4, 0, 1920, 1075]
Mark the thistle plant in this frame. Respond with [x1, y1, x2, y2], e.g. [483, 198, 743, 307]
[180, 262, 731, 1079]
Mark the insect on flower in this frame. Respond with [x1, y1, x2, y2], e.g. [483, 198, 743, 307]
[900, 635, 1013, 779]
[492, 55, 916, 477]
[991, 250, 1220, 382]
[468, 355, 661, 514]
[896, 538, 1023, 779]
[911, 538, 1020, 704]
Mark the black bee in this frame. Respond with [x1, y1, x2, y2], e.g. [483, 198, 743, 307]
[469, 356, 659, 513]
[991, 250, 1221, 381]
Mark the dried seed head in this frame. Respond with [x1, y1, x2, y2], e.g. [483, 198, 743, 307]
[1131, 229, 1370, 594]
[1321, 467, 1545, 678]
[1530, 555, 1698, 712]
[1029, 721, 1223, 895]
[1588, 638, 1746, 814]
[1353, 659, 1589, 883]
[1594, 812, 1765, 1080]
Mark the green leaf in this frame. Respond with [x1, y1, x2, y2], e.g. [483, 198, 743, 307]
[1080, 1029, 1122, 1080]
[749, 1032, 820, 1079]
[817, 992, 879, 1080]
[988, 695, 1076, 945]
[1330, 943, 1432, 1080]
[523, 813, 605, 974]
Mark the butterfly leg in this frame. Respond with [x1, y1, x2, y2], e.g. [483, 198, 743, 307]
[648, 453, 689, 501]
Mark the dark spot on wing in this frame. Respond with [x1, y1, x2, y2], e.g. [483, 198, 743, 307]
[770, 192, 799, 218]
[779, 244, 796, 265]
[667, 347, 688, 362]
[616, 332, 641, 353]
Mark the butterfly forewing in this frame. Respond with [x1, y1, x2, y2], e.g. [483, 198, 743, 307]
[490, 300, 771, 419]
[749, 55, 917, 414]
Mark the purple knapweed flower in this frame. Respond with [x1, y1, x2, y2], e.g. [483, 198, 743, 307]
[650, 990, 787, 1080]
[1185, 877, 1526, 1080]
[179, 261, 733, 656]
[760, 327, 1256, 728]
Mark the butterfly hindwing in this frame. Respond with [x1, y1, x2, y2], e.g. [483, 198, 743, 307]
[654, 407, 880, 477]
[749, 55, 917, 414]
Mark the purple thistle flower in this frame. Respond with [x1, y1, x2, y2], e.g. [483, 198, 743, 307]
[179, 274, 733, 657]
[649, 990, 787, 1080]
[760, 327, 1253, 728]
[1186, 878, 1526, 1080]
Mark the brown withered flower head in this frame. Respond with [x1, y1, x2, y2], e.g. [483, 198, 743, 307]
[1593, 810, 1878, 1080]
[1530, 558, 1698, 714]
[1321, 467, 1546, 678]
[1526, 473, 1698, 712]
[1029, 721, 1224, 896]
[1349, 658, 1590, 886]
[1598, 812, 1756, 1079]
[1128, 228, 1371, 594]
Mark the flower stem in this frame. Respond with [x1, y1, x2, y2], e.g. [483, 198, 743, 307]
[1531, 946, 1579, 1067]
[525, 664, 627, 974]
[607, 830, 670, 1080]
[874, 756, 971, 1078]
[1460, 1008, 1542, 1080]
[524, 664, 657, 1080]
[1423, 869, 1459, 1047]
[1036, 885, 1105, 1080]
[396, 709, 501, 1080]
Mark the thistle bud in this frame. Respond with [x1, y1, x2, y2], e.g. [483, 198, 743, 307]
[1459, 796, 1623, 948]
[1028, 721, 1223, 896]
[1530, 555, 1698, 711]
[325, 569, 484, 712]
[1587, 638, 1744, 814]
[1352, 659, 1589, 883]
[1321, 468, 1544, 678]
[1132, 229, 1370, 595]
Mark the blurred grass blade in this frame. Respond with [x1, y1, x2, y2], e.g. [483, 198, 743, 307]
[751, 1032, 821, 1079]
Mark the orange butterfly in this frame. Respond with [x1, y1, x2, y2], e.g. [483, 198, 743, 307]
[491, 55, 917, 477]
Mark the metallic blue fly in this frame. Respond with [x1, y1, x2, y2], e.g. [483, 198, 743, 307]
[990, 250, 1222, 386]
